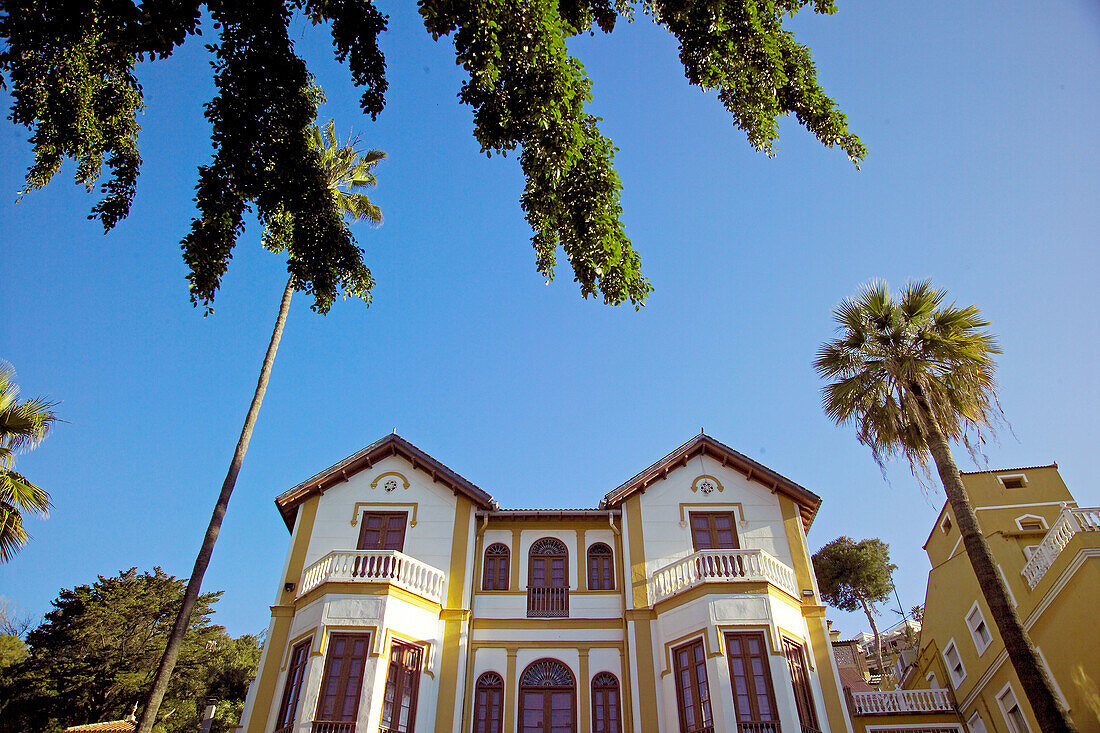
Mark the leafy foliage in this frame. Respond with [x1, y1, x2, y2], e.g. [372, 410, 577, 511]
[0, 364, 58, 561]
[814, 280, 1002, 478]
[812, 536, 895, 613]
[0, 568, 260, 733]
[2, 0, 864, 312]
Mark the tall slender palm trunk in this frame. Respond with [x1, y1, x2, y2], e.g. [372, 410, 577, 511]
[137, 276, 296, 733]
[916, 394, 1076, 733]
[858, 596, 887, 685]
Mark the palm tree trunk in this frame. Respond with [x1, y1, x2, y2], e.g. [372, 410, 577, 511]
[913, 389, 1076, 733]
[859, 595, 887, 686]
[137, 275, 296, 733]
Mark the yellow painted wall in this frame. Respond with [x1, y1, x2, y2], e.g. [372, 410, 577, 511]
[905, 465, 1099, 733]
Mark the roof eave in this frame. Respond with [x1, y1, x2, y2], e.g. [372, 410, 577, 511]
[274, 433, 494, 531]
[602, 433, 823, 530]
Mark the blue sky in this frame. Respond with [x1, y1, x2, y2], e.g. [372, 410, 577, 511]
[2, 0, 1098, 640]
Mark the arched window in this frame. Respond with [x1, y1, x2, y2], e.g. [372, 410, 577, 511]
[528, 538, 569, 617]
[587, 543, 614, 591]
[519, 659, 576, 733]
[591, 672, 621, 733]
[483, 543, 510, 590]
[529, 538, 568, 586]
[472, 672, 504, 733]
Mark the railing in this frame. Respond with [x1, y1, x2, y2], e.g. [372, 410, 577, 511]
[648, 549, 799, 604]
[298, 550, 446, 604]
[273, 726, 294, 733]
[527, 586, 569, 617]
[850, 689, 954, 715]
[737, 721, 781, 732]
[1021, 507, 1100, 588]
[311, 722, 355, 733]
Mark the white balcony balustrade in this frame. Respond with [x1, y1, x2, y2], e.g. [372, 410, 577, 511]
[850, 688, 955, 715]
[1021, 506, 1100, 589]
[648, 549, 799, 605]
[298, 550, 447, 604]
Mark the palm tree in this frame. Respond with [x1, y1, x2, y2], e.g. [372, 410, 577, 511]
[0, 364, 58, 562]
[814, 280, 1076, 732]
[137, 122, 384, 733]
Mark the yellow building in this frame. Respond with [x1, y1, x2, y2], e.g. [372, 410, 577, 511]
[895, 465, 1100, 733]
[238, 432, 856, 732]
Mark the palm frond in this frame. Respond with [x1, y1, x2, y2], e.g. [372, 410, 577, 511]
[0, 365, 56, 561]
[816, 280, 1003, 475]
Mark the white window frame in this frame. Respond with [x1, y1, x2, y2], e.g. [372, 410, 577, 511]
[1014, 514, 1047, 532]
[997, 564, 1018, 607]
[966, 710, 988, 733]
[926, 671, 941, 689]
[996, 682, 1032, 733]
[943, 639, 966, 688]
[998, 474, 1028, 490]
[965, 602, 993, 655]
[941, 513, 953, 534]
[1036, 646, 1069, 708]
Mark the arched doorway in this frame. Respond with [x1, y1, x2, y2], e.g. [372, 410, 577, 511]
[519, 658, 576, 733]
[528, 537, 569, 617]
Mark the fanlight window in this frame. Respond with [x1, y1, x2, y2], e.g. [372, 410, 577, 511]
[521, 659, 575, 687]
[519, 659, 576, 733]
[531, 537, 569, 557]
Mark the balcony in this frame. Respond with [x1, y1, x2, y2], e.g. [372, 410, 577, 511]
[849, 689, 954, 715]
[298, 550, 446, 604]
[737, 722, 781, 732]
[648, 549, 799, 605]
[310, 723, 355, 733]
[1021, 506, 1100, 589]
[527, 586, 569, 617]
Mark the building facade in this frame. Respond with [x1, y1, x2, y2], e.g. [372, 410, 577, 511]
[238, 433, 853, 733]
[896, 465, 1100, 733]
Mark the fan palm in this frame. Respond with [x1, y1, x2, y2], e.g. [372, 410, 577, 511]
[815, 280, 1076, 733]
[138, 122, 384, 733]
[0, 365, 57, 562]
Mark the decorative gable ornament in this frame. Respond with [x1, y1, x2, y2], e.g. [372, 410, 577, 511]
[370, 471, 410, 492]
[691, 474, 724, 495]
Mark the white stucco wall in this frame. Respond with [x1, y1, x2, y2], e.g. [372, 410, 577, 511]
[262, 590, 444, 733]
[637, 455, 796, 574]
[303, 454, 460, 577]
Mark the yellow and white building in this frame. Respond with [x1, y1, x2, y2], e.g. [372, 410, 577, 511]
[238, 432, 855, 733]
[890, 465, 1100, 733]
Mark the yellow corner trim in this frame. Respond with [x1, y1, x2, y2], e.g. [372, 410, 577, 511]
[440, 608, 472, 621]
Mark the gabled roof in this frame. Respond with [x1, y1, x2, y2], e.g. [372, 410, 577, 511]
[66, 721, 137, 732]
[601, 433, 822, 529]
[275, 433, 495, 530]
